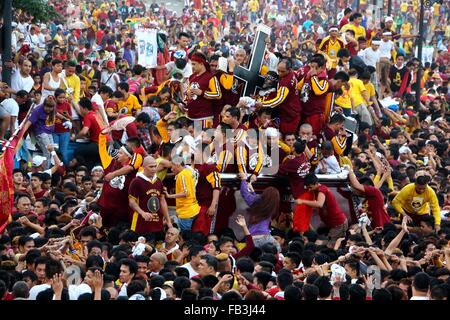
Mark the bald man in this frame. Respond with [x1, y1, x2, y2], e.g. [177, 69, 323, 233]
[128, 156, 172, 240]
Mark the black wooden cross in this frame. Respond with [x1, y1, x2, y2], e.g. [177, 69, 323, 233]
[234, 24, 271, 97]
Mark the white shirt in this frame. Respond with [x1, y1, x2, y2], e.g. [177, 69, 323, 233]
[379, 40, 394, 59]
[359, 47, 381, 67]
[118, 283, 128, 297]
[0, 98, 19, 117]
[181, 262, 199, 279]
[410, 296, 429, 300]
[316, 155, 342, 174]
[68, 283, 92, 300]
[11, 71, 34, 93]
[91, 92, 105, 109]
[29, 284, 51, 300]
[101, 71, 120, 92]
[25, 33, 40, 49]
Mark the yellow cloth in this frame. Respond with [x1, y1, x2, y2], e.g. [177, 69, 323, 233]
[156, 157, 168, 181]
[400, 2, 408, 12]
[61, 74, 81, 104]
[334, 87, 352, 109]
[341, 24, 366, 40]
[348, 78, 367, 107]
[248, 0, 259, 12]
[392, 183, 441, 225]
[175, 168, 200, 219]
[118, 94, 142, 116]
[401, 23, 412, 37]
[364, 82, 376, 99]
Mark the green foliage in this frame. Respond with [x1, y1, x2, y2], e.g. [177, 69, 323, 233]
[12, 0, 62, 23]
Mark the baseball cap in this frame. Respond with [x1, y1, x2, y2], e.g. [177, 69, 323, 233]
[32, 155, 47, 167]
[385, 16, 394, 23]
[106, 61, 115, 69]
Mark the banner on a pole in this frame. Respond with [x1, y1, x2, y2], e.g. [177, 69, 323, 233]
[136, 29, 158, 68]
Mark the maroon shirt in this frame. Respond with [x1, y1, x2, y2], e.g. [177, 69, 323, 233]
[83, 111, 102, 143]
[54, 102, 72, 133]
[277, 71, 301, 125]
[187, 71, 213, 119]
[277, 153, 311, 198]
[128, 174, 165, 233]
[194, 164, 221, 207]
[222, 77, 242, 109]
[363, 185, 390, 228]
[97, 159, 137, 224]
[316, 184, 347, 228]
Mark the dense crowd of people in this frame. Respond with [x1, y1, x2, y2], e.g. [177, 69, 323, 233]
[0, 0, 450, 301]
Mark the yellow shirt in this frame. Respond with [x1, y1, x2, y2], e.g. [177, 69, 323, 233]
[348, 78, 367, 107]
[401, 23, 412, 37]
[118, 94, 142, 116]
[364, 82, 376, 99]
[392, 183, 441, 225]
[248, 0, 259, 12]
[61, 74, 81, 104]
[341, 23, 366, 40]
[175, 167, 200, 219]
[318, 36, 344, 69]
[400, 2, 408, 12]
[334, 87, 352, 109]
[433, 3, 440, 16]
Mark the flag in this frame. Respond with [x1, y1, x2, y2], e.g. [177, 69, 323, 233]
[293, 191, 315, 233]
[0, 125, 28, 233]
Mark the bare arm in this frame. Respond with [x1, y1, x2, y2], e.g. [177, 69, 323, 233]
[385, 217, 409, 255]
[297, 192, 325, 208]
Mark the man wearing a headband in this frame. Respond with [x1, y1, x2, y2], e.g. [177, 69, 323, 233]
[186, 52, 220, 129]
[97, 127, 141, 228]
[378, 30, 397, 98]
[318, 26, 345, 78]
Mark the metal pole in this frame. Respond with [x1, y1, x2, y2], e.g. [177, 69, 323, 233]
[1, 0, 12, 86]
[387, 0, 392, 16]
[416, 0, 425, 110]
[356, 0, 360, 12]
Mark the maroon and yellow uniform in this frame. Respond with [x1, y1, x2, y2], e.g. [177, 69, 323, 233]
[262, 71, 301, 135]
[129, 173, 166, 234]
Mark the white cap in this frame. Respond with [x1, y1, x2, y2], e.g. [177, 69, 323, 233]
[385, 16, 394, 23]
[265, 127, 278, 138]
[32, 155, 47, 167]
[399, 146, 412, 154]
[129, 293, 146, 300]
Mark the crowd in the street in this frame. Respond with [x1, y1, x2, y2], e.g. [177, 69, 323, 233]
[0, 0, 450, 301]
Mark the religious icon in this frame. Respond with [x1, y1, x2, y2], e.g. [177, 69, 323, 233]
[147, 196, 160, 213]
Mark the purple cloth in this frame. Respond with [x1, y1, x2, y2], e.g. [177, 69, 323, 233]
[28, 104, 55, 135]
[240, 180, 260, 206]
[249, 219, 271, 236]
[240, 181, 270, 236]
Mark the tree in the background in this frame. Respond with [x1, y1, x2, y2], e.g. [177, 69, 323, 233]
[12, 0, 62, 23]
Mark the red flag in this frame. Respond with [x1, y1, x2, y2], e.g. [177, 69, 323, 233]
[293, 191, 315, 233]
[0, 125, 27, 233]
